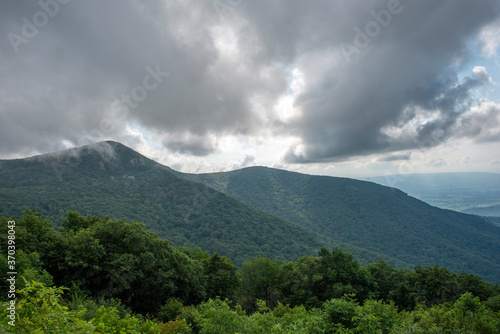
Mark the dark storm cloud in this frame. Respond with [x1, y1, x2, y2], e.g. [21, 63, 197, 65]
[163, 134, 217, 157]
[280, 0, 500, 163]
[0, 0, 172, 155]
[377, 154, 411, 162]
[0, 0, 286, 157]
[0, 0, 499, 161]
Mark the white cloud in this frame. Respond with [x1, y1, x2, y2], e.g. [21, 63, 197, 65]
[231, 154, 256, 170]
[455, 100, 500, 142]
[473, 66, 488, 77]
[479, 19, 500, 58]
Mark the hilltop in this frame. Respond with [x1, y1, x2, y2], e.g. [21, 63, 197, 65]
[0, 141, 395, 266]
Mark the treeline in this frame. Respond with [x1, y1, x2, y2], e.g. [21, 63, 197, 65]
[1, 210, 500, 333]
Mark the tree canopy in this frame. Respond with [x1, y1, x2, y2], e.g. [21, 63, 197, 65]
[1, 210, 499, 333]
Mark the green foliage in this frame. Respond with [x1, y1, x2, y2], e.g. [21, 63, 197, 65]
[322, 296, 359, 332]
[0, 250, 53, 294]
[2, 208, 500, 333]
[177, 305, 201, 333]
[62, 210, 103, 232]
[484, 294, 500, 312]
[68, 289, 133, 322]
[7, 278, 500, 333]
[157, 317, 192, 334]
[195, 298, 248, 334]
[179, 247, 211, 262]
[90, 305, 160, 334]
[159, 298, 185, 322]
[201, 252, 240, 300]
[278, 248, 377, 309]
[15, 211, 207, 314]
[410, 264, 462, 306]
[448, 292, 499, 333]
[317, 247, 376, 302]
[279, 255, 323, 308]
[0, 210, 57, 254]
[367, 259, 408, 304]
[0, 280, 189, 333]
[397, 292, 500, 334]
[374, 264, 498, 312]
[249, 302, 326, 334]
[18, 267, 53, 290]
[185, 166, 500, 282]
[269, 306, 326, 334]
[0, 280, 94, 334]
[315, 296, 400, 333]
[236, 257, 282, 312]
[351, 300, 399, 334]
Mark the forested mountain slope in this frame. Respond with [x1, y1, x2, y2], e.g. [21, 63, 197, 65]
[181, 166, 500, 282]
[0, 141, 399, 266]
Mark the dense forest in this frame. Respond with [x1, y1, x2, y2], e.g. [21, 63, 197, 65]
[1, 141, 499, 281]
[2, 210, 500, 333]
[181, 166, 500, 282]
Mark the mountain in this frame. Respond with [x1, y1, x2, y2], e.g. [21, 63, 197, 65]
[0, 141, 398, 267]
[483, 216, 500, 227]
[2, 141, 499, 281]
[179, 167, 500, 282]
[365, 172, 500, 212]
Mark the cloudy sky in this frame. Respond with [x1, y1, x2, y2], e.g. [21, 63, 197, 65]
[1, 0, 500, 178]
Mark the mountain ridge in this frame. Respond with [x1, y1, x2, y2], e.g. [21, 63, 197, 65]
[178, 165, 500, 282]
[1, 141, 499, 281]
[0, 141, 406, 267]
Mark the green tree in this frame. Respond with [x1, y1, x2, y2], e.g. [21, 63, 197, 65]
[317, 247, 376, 302]
[61, 210, 104, 232]
[195, 298, 248, 334]
[159, 297, 185, 322]
[352, 299, 399, 334]
[411, 264, 461, 306]
[0, 210, 57, 254]
[202, 252, 240, 300]
[237, 257, 281, 312]
[0, 280, 94, 333]
[322, 296, 358, 333]
[44, 212, 207, 314]
[457, 271, 496, 301]
[411, 292, 500, 333]
[278, 255, 322, 308]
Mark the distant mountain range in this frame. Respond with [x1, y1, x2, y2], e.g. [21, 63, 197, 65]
[1, 141, 499, 281]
